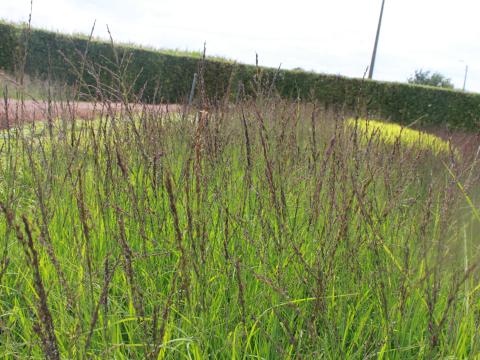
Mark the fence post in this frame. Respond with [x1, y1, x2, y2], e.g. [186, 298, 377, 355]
[188, 73, 198, 106]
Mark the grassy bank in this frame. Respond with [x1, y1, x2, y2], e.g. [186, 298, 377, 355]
[0, 90, 479, 358]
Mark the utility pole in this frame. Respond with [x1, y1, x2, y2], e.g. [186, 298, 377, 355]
[463, 65, 468, 91]
[368, 0, 386, 79]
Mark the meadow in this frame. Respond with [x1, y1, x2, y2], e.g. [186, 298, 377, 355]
[1, 48, 480, 359]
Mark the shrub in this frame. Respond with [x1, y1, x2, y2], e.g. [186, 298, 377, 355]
[0, 21, 479, 129]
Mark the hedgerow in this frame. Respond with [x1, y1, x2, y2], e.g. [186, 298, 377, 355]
[0, 21, 479, 129]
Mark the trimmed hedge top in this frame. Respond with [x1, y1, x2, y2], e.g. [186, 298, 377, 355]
[0, 21, 479, 129]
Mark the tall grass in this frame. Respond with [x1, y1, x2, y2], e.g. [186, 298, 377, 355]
[346, 118, 456, 156]
[0, 37, 480, 359]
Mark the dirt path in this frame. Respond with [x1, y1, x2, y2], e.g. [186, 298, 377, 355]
[425, 127, 480, 158]
[0, 99, 180, 128]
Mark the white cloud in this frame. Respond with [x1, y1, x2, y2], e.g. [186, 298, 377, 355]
[1, 0, 478, 91]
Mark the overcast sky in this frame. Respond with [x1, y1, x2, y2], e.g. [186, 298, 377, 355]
[1, 0, 479, 92]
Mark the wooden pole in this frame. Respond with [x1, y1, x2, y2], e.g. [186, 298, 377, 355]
[368, 0, 386, 79]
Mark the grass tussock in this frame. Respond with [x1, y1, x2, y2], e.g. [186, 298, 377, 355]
[0, 37, 480, 359]
[347, 117, 455, 156]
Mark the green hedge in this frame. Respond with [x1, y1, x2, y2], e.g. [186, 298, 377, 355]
[1, 21, 479, 129]
[0, 23, 18, 72]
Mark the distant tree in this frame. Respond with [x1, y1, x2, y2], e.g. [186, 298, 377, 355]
[407, 69, 454, 89]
